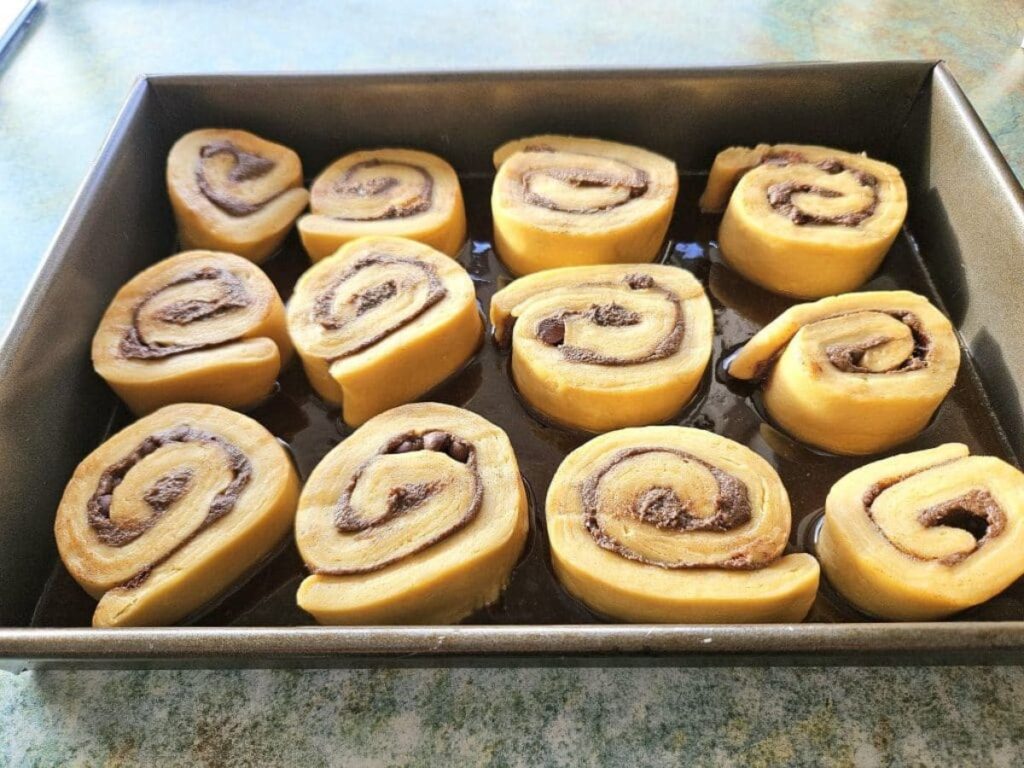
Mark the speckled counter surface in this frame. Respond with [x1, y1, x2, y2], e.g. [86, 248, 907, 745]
[2, 1, 1024, 765]
[3, 666, 1024, 766]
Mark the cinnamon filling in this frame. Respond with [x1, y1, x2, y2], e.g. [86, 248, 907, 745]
[591, 303, 641, 327]
[625, 273, 654, 290]
[387, 481, 443, 516]
[521, 164, 649, 214]
[330, 159, 434, 220]
[196, 141, 286, 217]
[532, 276, 682, 365]
[86, 426, 252, 588]
[918, 490, 1005, 565]
[581, 447, 758, 569]
[353, 280, 397, 315]
[119, 267, 251, 360]
[748, 310, 931, 382]
[763, 156, 879, 227]
[864, 468, 1006, 565]
[311, 255, 446, 359]
[143, 469, 194, 513]
[824, 311, 930, 374]
[317, 430, 482, 575]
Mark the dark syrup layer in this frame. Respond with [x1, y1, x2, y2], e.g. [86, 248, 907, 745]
[31, 174, 1018, 627]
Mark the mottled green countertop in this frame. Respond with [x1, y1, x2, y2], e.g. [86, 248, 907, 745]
[2, 1, 1024, 765]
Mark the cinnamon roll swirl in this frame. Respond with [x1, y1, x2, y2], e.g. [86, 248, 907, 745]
[295, 403, 528, 624]
[701, 143, 907, 298]
[298, 149, 466, 261]
[490, 264, 712, 431]
[54, 404, 299, 627]
[492, 135, 678, 275]
[727, 290, 960, 455]
[167, 129, 309, 263]
[547, 426, 819, 623]
[92, 250, 292, 415]
[286, 236, 482, 426]
[819, 443, 1024, 619]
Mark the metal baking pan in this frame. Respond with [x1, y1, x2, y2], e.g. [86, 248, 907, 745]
[2, 62, 1023, 669]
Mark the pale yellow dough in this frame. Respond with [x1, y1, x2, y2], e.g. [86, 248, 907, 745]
[728, 290, 960, 455]
[92, 250, 292, 415]
[491, 135, 678, 275]
[167, 129, 309, 264]
[299, 149, 466, 261]
[819, 443, 1024, 620]
[286, 236, 482, 426]
[295, 403, 529, 624]
[546, 426, 820, 623]
[54, 403, 299, 627]
[703, 143, 907, 298]
[490, 263, 713, 432]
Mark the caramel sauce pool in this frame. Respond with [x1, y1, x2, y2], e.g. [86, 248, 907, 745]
[32, 174, 1019, 627]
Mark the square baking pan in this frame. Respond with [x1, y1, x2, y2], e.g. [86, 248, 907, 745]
[2, 61, 1023, 669]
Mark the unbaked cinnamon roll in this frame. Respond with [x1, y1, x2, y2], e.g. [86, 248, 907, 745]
[286, 236, 482, 426]
[547, 426, 820, 623]
[490, 264, 713, 431]
[819, 443, 1024, 620]
[727, 290, 960, 455]
[491, 135, 678, 275]
[92, 250, 292, 415]
[701, 143, 907, 298]
[298, 149, 466, 261]
[167, 129, 309, 263]
[295, 403, 528, 624]
[54, 403, 299, 627]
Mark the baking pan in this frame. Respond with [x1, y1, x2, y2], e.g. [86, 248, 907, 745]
[2, 62, 1023, 669]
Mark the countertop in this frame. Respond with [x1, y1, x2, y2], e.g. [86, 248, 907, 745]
[2, 1, 1024, 765]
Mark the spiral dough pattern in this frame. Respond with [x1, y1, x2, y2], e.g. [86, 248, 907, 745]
[701, 143, 908, 298]
[819, 443, 1024, 620]
[92, 250, 292, 415]
[286, 236, 482, 426]
[298, 149, 467, 261]
[727, 290, 960, 455]
[491, 135, 679, 275]
[295, 403, 529, 625]
[167, 129, 309, 263]
[546, 426, 820, 623]
[490, 264, 712, 432]
[54, 404, 299, 627]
